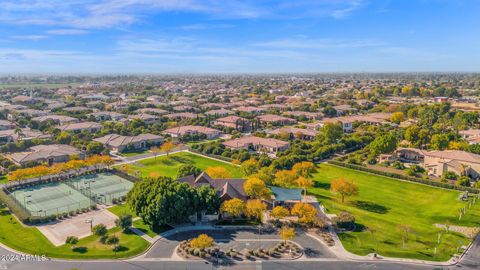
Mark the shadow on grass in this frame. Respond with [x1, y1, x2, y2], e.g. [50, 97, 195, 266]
[352, 200, 389, 214]
[72, 246, 88, 253]
[314, 182, 330, 190]
[170, 156, 191, 164]
[115, 245, 129, 252]
[352, 223, 367, 232]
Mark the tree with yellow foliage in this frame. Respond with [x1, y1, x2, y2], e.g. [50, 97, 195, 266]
[243, 177, 271, 199]
[291, 202, 317, 224]
[279, 226, 295, 244]
[390, 112, 405, 124]
[205, 166, 231, 179]
[245, 199, 267, 221]
[160, 141, 175, 156]
[271, 206, 289, 219]
[150, 146, 161, 159]
[220, 198, 245, 220]
[330, 178, 359, 203]
[189, 234, 215, 249]
[297, 176, 313, 197]
[292, 162, 316, 178]
[273, 170, 297, 187]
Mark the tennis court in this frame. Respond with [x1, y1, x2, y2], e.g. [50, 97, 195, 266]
[10, 182, 93, 217]
[67, 172, 134, 205]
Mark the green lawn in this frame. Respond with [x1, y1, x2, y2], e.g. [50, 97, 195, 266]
[120, 149, 150, 157]
[0, 175, 7, 184]
[108, 204, 171, 237]
[133, 219, 172, 238]
[118, 151, 243, 178]
[108, 203, 136, 218]
[308, 164, 480, 261]
[0, 208, 149, 259]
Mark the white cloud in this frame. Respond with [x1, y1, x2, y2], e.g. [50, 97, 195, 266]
[46, 29, 89, 35]
[0, 0, 367, 29]
[10, 35, 48, 41]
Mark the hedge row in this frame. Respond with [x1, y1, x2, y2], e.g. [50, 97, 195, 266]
[328, 160, 480, 194]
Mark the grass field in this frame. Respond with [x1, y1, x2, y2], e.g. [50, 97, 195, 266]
[119, 151, 243, 178]
[0, 207, 149, 259]
[108, 204, 171, 237]
[120, 149, 150, 157]
[108, 203, 136, 218]
[308, 164, 480, 261]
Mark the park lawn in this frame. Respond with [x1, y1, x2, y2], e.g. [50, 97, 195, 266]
[308, 164, 480, 262]
[120, 151, 242, 178]
[108, 203, 137, 218]
[133, 219, 172, 238]
[0, 207, 149, 259]
[0, 175, 7, 184]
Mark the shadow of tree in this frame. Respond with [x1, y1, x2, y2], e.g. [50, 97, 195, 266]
[314, 182, 330, 190]
[352, 200, 389, 214]
[72, 246, 88, 253]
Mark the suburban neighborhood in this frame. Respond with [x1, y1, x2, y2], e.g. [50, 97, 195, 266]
[0, 1, 479, 270]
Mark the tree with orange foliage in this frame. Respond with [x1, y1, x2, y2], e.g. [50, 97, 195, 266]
[160, 141, 175, 156]
[330, 178, 359, 203]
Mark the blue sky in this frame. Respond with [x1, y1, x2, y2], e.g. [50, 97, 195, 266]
[0, 0, 479, 73]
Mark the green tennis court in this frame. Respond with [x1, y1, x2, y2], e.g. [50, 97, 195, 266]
[67, 173, 134, 205]
[10, 182, 93, 217]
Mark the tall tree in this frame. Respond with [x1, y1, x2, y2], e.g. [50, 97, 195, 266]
[128, 177, 198, 226]
[330, 178, 359, 203]
[243, 176, 271, 199]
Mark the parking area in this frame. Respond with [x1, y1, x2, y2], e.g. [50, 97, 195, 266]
[36, 208, 117, 246]
[142, 227, 336, 259]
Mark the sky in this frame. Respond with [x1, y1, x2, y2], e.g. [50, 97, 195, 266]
[0, 0, 479, 74]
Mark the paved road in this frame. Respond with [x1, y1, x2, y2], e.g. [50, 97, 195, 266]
[457, 234, 480, 269]
[0, 259, 451, 270]
[142, 227, 335, 259]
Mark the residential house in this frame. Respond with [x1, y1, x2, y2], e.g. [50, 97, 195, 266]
[0, 120, 16, 130]
[213, 115, 250, 131]
[393, 148, 480, 178]
[164, 112, 200, 120]
[223, 135, 290, 154]
[0, 128, 51, 144]
[88, 111, 126, 122]
[94, 133, 164, 153]
[58, 121, 102, 133]
[32, 115, 79, 125]
[257, 114, 296, 127]
[127, 113, 160, 125]
[163, 125, 222, 140]
[205, 109, 233, 117]
[269, 127, 318, 140]
[7, 144, 84, 167]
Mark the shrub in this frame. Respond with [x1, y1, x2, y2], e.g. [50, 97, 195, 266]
[93, 224, 108, 236]
[105, 235, 119, 246]
[65, 236, 79, 245]
[333, 212, 355, 230]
